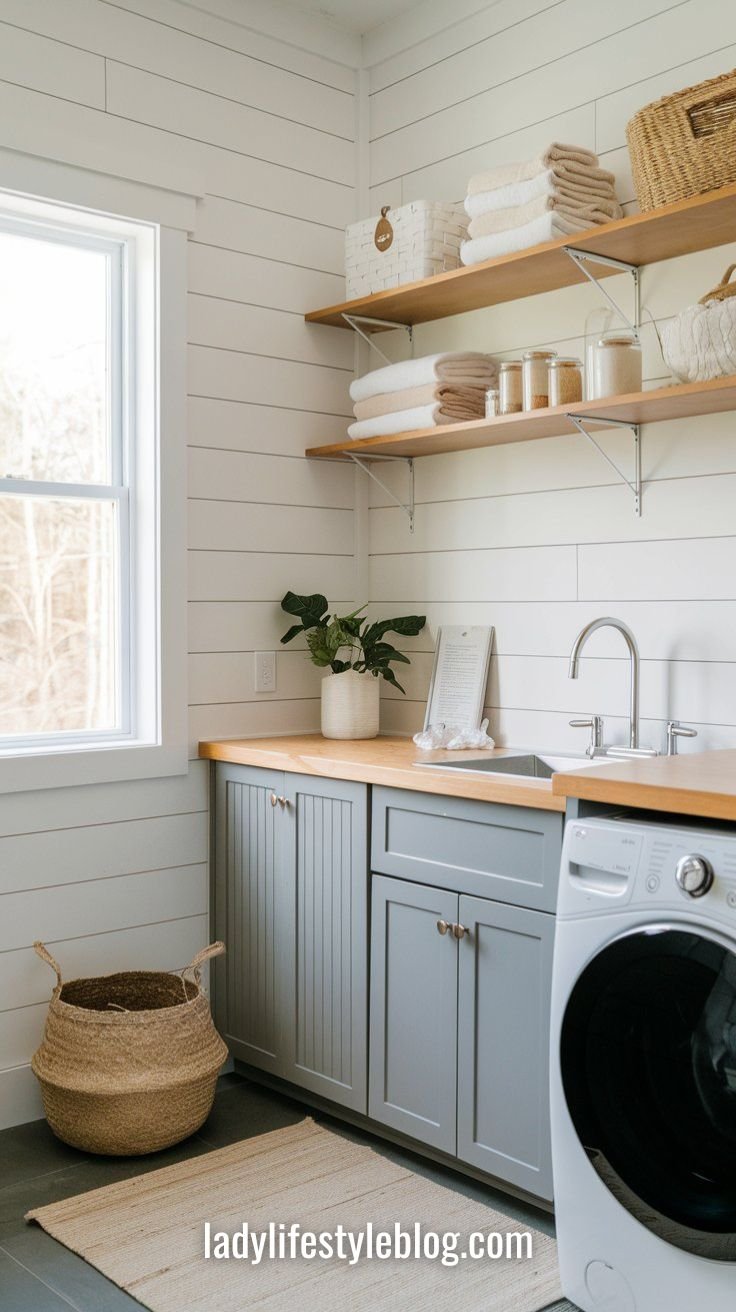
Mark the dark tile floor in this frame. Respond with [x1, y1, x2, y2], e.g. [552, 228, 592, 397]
[0, 1073, 576, 1311]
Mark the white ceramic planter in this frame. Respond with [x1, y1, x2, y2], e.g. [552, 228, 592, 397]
[321, 669, 380, 740]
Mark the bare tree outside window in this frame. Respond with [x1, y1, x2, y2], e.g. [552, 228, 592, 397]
[0, 230, 119, 738]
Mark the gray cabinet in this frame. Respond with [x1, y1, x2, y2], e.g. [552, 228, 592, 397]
[457, 896, 554, 1200]
[369, 875, 458, 1154]
[213, 764, 368, 1112]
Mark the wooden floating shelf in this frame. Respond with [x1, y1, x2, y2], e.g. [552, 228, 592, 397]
[305, 182, 736, 330]
[306, 376, 736, 460]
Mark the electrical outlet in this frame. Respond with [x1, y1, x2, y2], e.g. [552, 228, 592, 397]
[254, 651, 276, 694]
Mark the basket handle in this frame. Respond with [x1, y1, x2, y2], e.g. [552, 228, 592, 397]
[33, 941, 63, 989]
[181, 941, 225, 989]
[699, 264, 736, 304]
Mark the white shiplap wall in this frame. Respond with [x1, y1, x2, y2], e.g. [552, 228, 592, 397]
[363, 0, 736, 755]
[0, 0, 357, 1126]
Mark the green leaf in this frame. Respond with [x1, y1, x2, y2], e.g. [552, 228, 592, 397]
[331, 659, 352, 674]
[306, 625, 343, 667]
[380, 667, 406, 694]
[280, 592, 329, 629]
[363, 614, 426, 645]
[280, 624, 304, 646]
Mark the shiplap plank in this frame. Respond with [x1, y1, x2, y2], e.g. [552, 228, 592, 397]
[188, 295, 353, 370]
[188, 698, 321, 745]
[189, 650, 322, 705]
[370, 545, 577, 603]
[188, 550, 355, 603]
[0, 865, 208, 951]
[579, 536, 736, 600]
[188, 501, 353, 555]
[106, 62, 355, 185]
[188, 397, 349, 458]
[188, 447, 353, 507]
[187, 345, 351, 415]
[0, 19, 104, 107]
[0, 1005, 47, 1069]
[0, 1066, 43, 1129]
[195, 195, 343, 273]
[188, 600, 350, 653]
[0, 762, 206, 839]
[187, 244, 345, 317]
[370, 0, 736, 183]
[0, 813, 208, 897]
[0, 916, 209, 1012]
[370, 0, 675, 138]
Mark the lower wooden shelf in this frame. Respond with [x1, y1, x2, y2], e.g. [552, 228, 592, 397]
[306, 375, 736, 460]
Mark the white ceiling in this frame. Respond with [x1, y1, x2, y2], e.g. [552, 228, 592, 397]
[281, 0, 423, 34]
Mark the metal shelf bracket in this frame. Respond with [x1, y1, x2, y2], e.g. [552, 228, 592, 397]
[563, 246, 641, 336]
[568, 414, 642, 515]
[347, 452, 415, 532]
[342, 312, 413, 366]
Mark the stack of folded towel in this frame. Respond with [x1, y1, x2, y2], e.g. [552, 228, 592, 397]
[348, 352, 497, 439]
[461, 143, 623, 266]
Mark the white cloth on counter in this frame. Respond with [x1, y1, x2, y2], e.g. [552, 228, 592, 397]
[348, 404, 439, 439]
[461, 212, 592, 266]
[349, 352, 496, 404]
[413, 719, 496, 751]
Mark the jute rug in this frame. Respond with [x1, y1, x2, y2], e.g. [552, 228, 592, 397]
[27, 1118, 562, 1311]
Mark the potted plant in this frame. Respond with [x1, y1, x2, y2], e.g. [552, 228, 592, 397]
[280, 592, 426, 740]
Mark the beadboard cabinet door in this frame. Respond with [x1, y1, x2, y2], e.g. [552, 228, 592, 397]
[213, 764, 289, 1077]
[456, 895, 555, 1200]
[281, 774, 368, 1111]
[369, 874, 459, 1154]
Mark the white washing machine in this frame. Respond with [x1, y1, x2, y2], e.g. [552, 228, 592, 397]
[551, 812, 736, 1311]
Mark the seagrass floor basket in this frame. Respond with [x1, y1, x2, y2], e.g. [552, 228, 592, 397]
[626, 68, 736, 210]
[31, 941, 228, 1156]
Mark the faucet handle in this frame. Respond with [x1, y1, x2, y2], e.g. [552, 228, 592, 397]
[666, 721, 698, 756]
[569, 714, 604, 757]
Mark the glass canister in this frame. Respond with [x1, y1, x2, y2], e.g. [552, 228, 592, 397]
[498, 361, 522, 414]
[485, 386, 500, 418]
[584, 306, 614, 399]
[591, 333, 643, 399]
[522, 349, 557, 409]
[549, 356, 583, 406]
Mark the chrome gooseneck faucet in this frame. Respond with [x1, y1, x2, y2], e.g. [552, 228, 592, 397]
[568, 617, 640, 749]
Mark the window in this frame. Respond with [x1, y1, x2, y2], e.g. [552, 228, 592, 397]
[0, 190, 186, 789]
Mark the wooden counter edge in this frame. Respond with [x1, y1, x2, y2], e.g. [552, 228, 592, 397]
[553, 770, 736, 823]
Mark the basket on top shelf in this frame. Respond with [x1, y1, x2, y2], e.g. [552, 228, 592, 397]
[345, 200, 467, 301]
[627, 68, 736, 211]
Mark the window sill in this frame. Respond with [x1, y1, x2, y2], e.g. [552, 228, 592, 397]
[0, 740, 189, 793]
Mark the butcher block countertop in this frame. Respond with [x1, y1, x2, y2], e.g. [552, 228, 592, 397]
[198, 734, 566, 812]
[553, 749, 736, 823]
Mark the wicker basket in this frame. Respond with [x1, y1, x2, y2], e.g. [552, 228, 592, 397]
[661, 263, 736, 383]
[31, 941, 228, 1156]
[627, 68, 736, 211]
[345, 200, 468, 300]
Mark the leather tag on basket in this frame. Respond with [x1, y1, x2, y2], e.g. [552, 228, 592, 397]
[374, 206, 393, 253]
[699, 263, 736, 304]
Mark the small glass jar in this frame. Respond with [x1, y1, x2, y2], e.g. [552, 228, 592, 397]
[549, 356, 583, 407]
[498, 361, 522, 414]
[591, 333, 642, 399]
[522, 349, 557, 410]
[484, 387, 500, 418]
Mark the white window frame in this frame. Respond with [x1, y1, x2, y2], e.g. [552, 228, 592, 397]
[0, 188, 187, 792]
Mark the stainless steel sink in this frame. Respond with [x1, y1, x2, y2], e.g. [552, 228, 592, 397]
[413, 751, 600, 780]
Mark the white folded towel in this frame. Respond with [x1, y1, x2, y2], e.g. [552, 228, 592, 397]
[468, 195, 621, 238]
[349, 352, 495, 404]
[466, 145, 608, 195]
[348, 405, 439, 440]
[465, 169, 619, 219]
[460, 212, 591, 266]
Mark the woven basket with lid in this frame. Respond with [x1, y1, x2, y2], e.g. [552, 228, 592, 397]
[31, 941, 228, 1156]
[626, 68, 736, 211]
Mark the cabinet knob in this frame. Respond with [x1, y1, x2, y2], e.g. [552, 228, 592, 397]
[278, 795, 290, 807]
[436, 919, 449, 935]
[270, 794, 290, 807]
[452, 923, 468, 940]
[270, 793, 278, 807]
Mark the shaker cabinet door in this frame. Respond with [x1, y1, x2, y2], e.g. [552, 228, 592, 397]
[282, 774, 368, 1112]
[369, 875, 459, 1154]
[456, 895, 554, 1199]
[213, 765, 289, 1077]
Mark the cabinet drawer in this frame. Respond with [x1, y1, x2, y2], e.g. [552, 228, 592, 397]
[371, 787, 563, 912]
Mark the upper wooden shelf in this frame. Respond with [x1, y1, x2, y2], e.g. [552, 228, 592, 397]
[306, 183, 736, 330]
[306, 376, 736, 460]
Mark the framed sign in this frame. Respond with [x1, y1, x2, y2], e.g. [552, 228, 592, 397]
[423, 625, 494, 732]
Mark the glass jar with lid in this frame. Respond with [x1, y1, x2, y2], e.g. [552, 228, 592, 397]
[591, 332, 642, 399]
[498, 361, 522, 414]
[549, 357, 583, 407]
[485, 386, 500, 418]
[522, 349, 557, 410]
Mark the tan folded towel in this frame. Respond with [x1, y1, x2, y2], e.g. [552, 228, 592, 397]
[467, 143, 603, 194]
[349, 351, 496, 403]
[353, 382, 489, 423]
[468, 194, 622, 239]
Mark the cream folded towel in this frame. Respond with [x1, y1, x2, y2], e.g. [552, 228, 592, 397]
[461, 212, 592, 266]
[349, 352, 496, 404]
[353, 382, 488, 423]
[465, 168, 618, 217]
[466, 143, 603, 195]
[468, 194, 621, 238]
[349, 405, 439, 440]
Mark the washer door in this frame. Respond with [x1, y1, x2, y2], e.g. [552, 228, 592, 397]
[561, 925, 736, 1260]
